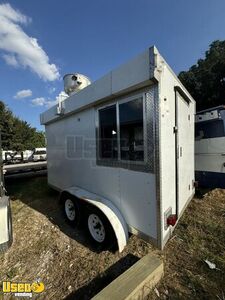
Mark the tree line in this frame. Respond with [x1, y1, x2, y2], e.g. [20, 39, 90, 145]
[0, 100, 45, 151]
[179, 40, 225, 111]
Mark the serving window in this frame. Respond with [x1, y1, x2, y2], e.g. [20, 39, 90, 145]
[98, 104, 118, 159]
[119, 98, 144, 161]
[97, 93, 147, 168]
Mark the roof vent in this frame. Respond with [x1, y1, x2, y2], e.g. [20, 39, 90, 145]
[63, 73, 91, 96]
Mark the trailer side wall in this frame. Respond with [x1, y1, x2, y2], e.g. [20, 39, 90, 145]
[46, 87, 158, 241]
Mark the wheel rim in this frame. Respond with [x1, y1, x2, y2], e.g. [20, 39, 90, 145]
[65, 199, 76, 221]
[88, 214, 105, 243]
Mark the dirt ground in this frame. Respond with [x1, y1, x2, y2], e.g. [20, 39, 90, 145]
[0, 175, 225, 299]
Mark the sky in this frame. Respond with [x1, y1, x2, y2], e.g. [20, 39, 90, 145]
[0, 0, 225, 131]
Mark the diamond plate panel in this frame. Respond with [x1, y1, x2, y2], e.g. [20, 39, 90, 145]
[145, 87, 156, 173]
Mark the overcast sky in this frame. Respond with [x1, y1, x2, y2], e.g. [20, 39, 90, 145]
[1, 0, 225, 130]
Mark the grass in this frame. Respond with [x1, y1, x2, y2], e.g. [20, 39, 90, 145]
[0, 176, 159, 300]
[150, 189, 225, 300]
[0, 176, 225, 299]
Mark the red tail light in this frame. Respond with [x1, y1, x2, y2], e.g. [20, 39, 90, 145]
[167, 214, 177, 226]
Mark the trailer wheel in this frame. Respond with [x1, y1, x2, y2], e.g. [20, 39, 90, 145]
[86, 206, 116, 249]
[63, 197, 79, 226]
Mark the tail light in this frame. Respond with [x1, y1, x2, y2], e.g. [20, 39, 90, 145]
[167, 214, 177, 226]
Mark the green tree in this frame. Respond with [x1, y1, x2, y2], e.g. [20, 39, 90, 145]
[0, 101, 14, 149]
[0, 100, 46, 151]
[179, 40, 225, 111]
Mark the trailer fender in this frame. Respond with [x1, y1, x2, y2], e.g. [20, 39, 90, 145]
[0, 196, 13, 252]
[63, 187, 128, 252]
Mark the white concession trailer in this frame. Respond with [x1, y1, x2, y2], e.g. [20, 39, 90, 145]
[41, 46, 195, 251]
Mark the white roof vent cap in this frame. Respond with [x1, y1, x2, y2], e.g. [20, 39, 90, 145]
[63, 73, 91, 96]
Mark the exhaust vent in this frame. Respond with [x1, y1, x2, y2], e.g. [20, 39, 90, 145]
[63, 73, 91, 96]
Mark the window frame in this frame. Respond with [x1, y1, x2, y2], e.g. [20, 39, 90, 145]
[195, 118, 225, 140]
[97, 102, 118, 161]
[96, 92, 147, 167]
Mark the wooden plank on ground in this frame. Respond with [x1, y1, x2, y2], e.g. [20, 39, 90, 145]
[92, 253, 163, 300]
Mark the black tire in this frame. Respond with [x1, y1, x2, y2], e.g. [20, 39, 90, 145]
[61, 194, 80, 227]
[85, 206, 116, 250]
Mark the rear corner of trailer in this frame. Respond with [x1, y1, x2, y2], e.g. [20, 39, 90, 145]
[154, 47, 196, 248]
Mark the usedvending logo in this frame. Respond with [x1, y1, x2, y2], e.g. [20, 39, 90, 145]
[1, 279, 45, 298]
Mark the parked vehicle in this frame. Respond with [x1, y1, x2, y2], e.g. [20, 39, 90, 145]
[32, 148, 47, 161]
[2, 150, 34, 164]
[22, 150, 33, 162]
[41, 46, 195, 252]
[2, 150, 14, 163]
[195, 106, 225, 188]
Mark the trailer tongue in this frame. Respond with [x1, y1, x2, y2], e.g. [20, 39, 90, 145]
[0, 132, 12, 252]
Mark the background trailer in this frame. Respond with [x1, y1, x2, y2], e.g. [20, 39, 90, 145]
[195, 106, 225, 188]
[41, 46, 195, 251]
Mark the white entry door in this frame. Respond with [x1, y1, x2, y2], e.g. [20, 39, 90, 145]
[176, 89, 194, 215]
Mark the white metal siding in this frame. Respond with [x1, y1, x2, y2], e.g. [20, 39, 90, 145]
[177, 93, 195, 214]
[111, 50, 150, 94]
[119, 169, 157, 238]
[46, 100, 157, 239]
[159, 61, 195, 242]
[159, 64, 176, 240]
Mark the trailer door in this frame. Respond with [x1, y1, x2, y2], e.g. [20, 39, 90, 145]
[175, 87, 193, 215]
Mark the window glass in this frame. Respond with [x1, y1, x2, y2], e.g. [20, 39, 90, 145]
[195, 119, 225, 139]
[119, 98, 144, 161]
[99, 105, 118, 159]
[35, 151, 46, 155]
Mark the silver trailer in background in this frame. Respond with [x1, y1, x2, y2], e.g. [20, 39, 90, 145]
[195, 106, 225, 188]
[2, 149, 46, 164]
[22, 150, 33, 162]
[0, 132, 12, 252]
[41, 46, 195, 252]
[2, 150, 32, 164]
[32, 148, 47, 162]
[2, 150, 14, 163]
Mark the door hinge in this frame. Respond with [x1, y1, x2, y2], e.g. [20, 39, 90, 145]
[173, 126, 178, 133]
